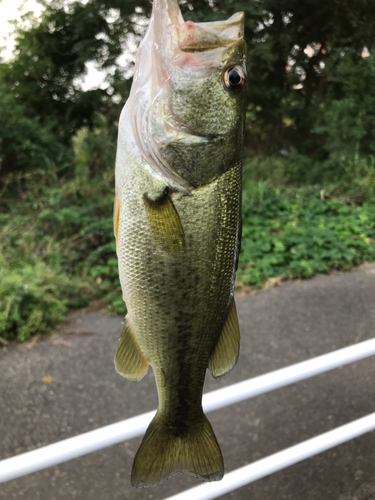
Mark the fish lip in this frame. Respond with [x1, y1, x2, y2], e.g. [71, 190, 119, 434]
[178, 12, 245, 52]
[153, 1, 245, 52]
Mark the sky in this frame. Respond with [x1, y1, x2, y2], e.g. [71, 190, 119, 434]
[0, 0, 107, 90]
[0, 0, 44, 59]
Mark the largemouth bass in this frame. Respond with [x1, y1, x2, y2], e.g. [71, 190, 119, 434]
[114, 0, 246, 488]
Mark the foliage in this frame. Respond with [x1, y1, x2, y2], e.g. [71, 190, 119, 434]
[2, 0, 375, 169]
[316, 51, 375, 164]
[243, 152, 375, 203]
[0, 0, 133, 176]
[238, 181, 375, 286]
[73, 113, 117, 177]
[3, 150, 375, 340]
[0, 257, 86, 342]
[0, 115, 124, 341]
[0, 80, 71, 176]
[1, 0, 375, 340]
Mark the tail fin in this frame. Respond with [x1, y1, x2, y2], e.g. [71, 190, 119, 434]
[131, 411, 224, 487]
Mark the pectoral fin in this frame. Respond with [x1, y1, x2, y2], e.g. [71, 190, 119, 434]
[209, 298, 240, 378]
[143, 189, 185, 255]
[115, 316, 149, 381]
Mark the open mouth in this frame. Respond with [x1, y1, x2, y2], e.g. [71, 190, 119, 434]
[178, 12, 245, 52]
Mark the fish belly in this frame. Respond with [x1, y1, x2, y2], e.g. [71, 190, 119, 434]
[117, 145, 240, 397]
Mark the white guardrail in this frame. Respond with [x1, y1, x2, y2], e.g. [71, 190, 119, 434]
[1, 338, 375, 498]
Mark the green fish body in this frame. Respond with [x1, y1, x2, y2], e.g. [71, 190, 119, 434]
[114, 0, 246, 487]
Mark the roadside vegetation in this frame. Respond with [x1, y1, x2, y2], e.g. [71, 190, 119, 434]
[1, 0, 375, 341]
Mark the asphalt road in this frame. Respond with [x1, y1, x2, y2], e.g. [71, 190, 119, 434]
[1, 265, 375, 500]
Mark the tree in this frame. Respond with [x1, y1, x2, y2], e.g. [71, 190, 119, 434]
[1, 0, 375, 174]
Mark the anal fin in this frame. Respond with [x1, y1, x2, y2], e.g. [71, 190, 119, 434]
[209, 298, 240, 378]
[115, 316, 149, 381]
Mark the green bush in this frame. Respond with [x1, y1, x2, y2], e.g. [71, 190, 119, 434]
[238, 181, 375, 286]
[0, 258, 81, 342]
[243, 151, 375, 203]
[316, 51, 375, 162]
[0, 81, 71, 179]
[0, 117, 125, 341]
[243, 154, 322, 186]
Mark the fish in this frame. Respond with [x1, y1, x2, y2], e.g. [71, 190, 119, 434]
[113, 0, 246, 488]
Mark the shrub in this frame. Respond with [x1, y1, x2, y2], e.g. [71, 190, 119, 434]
[238, 181, 375, 286]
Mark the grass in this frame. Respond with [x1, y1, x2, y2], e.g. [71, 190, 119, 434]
[0, 164, 123, 342]
[237, 181, 375, 287]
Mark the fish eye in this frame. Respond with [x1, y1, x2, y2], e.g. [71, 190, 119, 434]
[223, 66, 246, 93]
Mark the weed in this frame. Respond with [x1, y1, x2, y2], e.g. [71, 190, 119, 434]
[238, 181, 375, 286]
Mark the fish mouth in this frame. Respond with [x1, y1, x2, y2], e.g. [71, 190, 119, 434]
[152, 0, 244, 53]
[178, 12, 245, 52]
